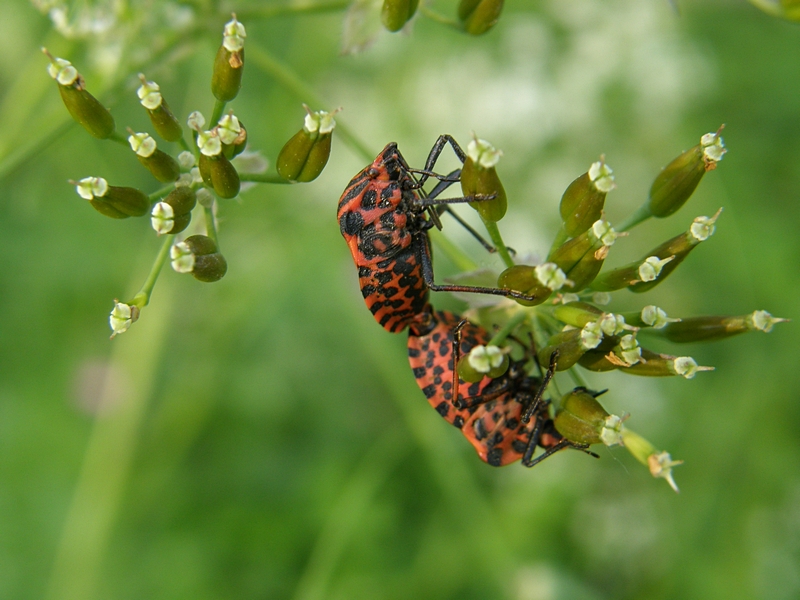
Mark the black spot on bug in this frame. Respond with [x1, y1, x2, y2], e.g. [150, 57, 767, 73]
[453, 415, 465, 429]
[422, 384, 436, 399]
[435, 402, 449, 417]
[512, 440, 528, 453]
[486, 448, 503, 467]
[408, 348, 421, 358]
[412, 367, 426, 379]
[473, 418, 487, 440]
[340, 211, 364, 236]
[505, 417, 519, 429]
[361, 189, 377, 209]
[338, 179, 370, 210]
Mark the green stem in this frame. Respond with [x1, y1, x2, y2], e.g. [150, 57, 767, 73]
[239, 172, 294, 184]
[234, 0, 351, 20]
[567, 367, 588, 389]
[204, 205, 219, 246]
[420, 5, 462, 29]
[178, 136, 193, 155]
[482, 219, 515, 269]
[148, 183, 176, 203]
[131, 235, 174, 307]
[210, 99, 227, 126]
[488, 310, 528, 346]
[246, 44, 374, 163]
[616, 203, 653, 232]
[108, 130, 129, 147]
[428, 228, 477, 273]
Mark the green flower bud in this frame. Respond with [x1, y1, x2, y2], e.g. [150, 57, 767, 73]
[74, 176, 149, 218]
[577, 349, 619, 372]
[620, 428, 682, 493]
[217, 114, 247, 159]
[559, 160, 615, 237]
[497, 265, 549, 307]
[277, 107, 336, 182]
[211, 16, 246, 102]
[109, 301, 140, 338]
[551, 220, 621, 290]
[150, 187, 196, 235]
[137, 75, 182, 142]
[381, 0, 420, 32]
[592, 255, 674, 292]
[458, 0, 504, 35]
[128, 132, 180, 183]
[538, 321, 603, 371]
[457, 355, 484, 383]
[198, 153, 240, 199]
[171, 235, 228, 282]
[630, 210, 721, 293]
[553, 302, 603, 328]
[467, 344, 510, 378]
[658, 310, 788, 343]
[44, 50, 115, 139]
[648, 128, 726, 218]
[621, 352, 714, 379]
[461, 137, 507, 222]
[554, 388, 624, 447]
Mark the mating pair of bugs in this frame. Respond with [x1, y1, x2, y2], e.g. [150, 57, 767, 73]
[337, 136, 595, 467]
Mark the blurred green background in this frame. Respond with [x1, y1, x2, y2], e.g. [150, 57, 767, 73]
[1, 1, 798, 599]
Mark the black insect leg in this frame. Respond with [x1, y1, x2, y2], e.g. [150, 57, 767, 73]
[416, 233, 540, 303]
[410, 134, 468, 188]
[520, 350, 558, 424]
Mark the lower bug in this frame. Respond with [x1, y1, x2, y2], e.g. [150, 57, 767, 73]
[338, 136, 537, 334]
[407, 308, 592, 467]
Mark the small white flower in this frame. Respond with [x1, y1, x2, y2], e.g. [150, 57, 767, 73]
[535, 262, 568, 291]
[648, 451, 683, 493]
[588, 160, 615, 193]
[170, 241, 195, 273]
[128, 132, 157, 158]
[590, 220, 619, 246]
[638, 256, 674, 282]
[690, 208, 722, 241]
[196, 130, 221, 157]
[468, 345, 504, 373]
[467, 137, 502, 169]
[151, 202, 174, 235]
[178, 151, 196, 169]
[671, 356, 714, 379]
[137, 76, 162, 110]
[46, 55, 78, 85]
[187, 111, 206, 131]
[303, 107, 337, 135]
[701, 131, 726, 163]
[75, 176, 108, 200]
[580, 321, 603, 350]
[109, 302, 138, 337]
[222, 16, 246, 52]
[599, 415, 624, 447]
[749, 310, 788, 333]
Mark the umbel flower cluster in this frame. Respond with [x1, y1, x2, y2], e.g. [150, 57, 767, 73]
[338, 132, 786, 492]
[44, 16, 337, 337]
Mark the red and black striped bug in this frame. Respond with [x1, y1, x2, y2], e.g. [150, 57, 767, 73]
[338, 135, 536, 333]
[407, 308, 594, 467]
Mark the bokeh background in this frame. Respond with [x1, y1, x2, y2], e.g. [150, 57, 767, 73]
[1, 1, 798, 598]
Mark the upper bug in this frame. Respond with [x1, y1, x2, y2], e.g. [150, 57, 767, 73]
[407, 308, 592, 467]
[337, 135, 538, 333]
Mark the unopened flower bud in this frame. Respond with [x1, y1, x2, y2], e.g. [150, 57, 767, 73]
[44, 50, 115, 139]
[171, 235, 227, 282]
[381, 0, 420, 31]
[554, 388, 624, 447]
[457, 0, 504, 35]
[212, 16, 246, 102]
[461, 137, 507, 222]
[137, 75, 182, 142]
[497, 265, 550, 307]
[551, 220, 620, 290]
[150, 187, 196, 234]
[128, 132, 180, 183]
[74, 176, 149, 218]
[109, 301, 139, 338]
[552, 302, 603, 329]
[630, 210, 721, 293]
[648, 127, 726, 218]
[559, 161, 615, 237]
[659, 310, 788, 343]
[620, 428, 682, 493]
[277, 107, 336, 182]
[621, 352, 713, 379]
[538, 321, 603, 371]
[623, 305, 680, 329]
[198, 152, 241, 198]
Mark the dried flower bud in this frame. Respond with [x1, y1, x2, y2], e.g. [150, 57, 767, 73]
[461, 137, 507, 222]
[648, 128, 726, 218]
[559, 160, 615, 237]
[74, 176, 149, 218]
[277, 107, 336, 182]
[137, 75, 182, 142]
[211, 16, 246, 102]
[554, 388, 624, 447]
[381, 0, 420, 31]
[457, 0, 504, 35]
[171, 235, 227, 282]
[44, 50, 115, 139]
[620, 428, 682, 493]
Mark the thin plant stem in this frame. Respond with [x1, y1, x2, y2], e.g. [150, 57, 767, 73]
[108, 131, 129, 147]
[428, 229, 477, 273]
[482, 220, 515, 269]
[488, 310, 528, 347]
[568, 367, 588, 389]
[148, 183, 176, 203]
[131, 234, 174, 307]
[616, 203, 653, 232]
[204, 205, 219, 246]
[420, 5, 462, 29]
[210, 99, 227, 126]
[178, 136, 193, 155]
[239, 172, 294, 184]
[246, 44, 374, 163]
